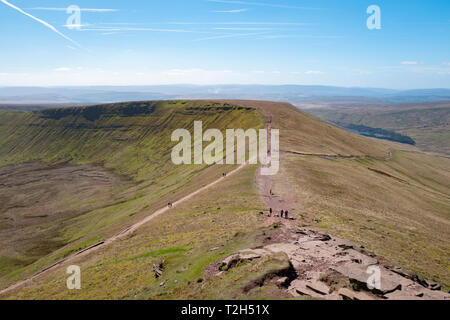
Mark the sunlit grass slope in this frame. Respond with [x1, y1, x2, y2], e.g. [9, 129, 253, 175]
[3, 165, 273, 299]
[0, 101, 264, 290]
[1, 100, 448, 299]
[0, 101, 262, 181]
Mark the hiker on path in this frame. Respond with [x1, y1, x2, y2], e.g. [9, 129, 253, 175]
[269, 208, 273, 217]
[285, 210, 289, 219]
[280, 210, 284, 218]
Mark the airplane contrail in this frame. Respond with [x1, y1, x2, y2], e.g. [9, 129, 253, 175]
[0, 0, 81, 47]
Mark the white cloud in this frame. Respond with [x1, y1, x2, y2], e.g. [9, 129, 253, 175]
[29, 7, 118, 12]
[193, 32, 267, 41]
[54, 67, 71, 72]
[259, 35, 293, 39]
[214, 9, 248, 13]
[79, 27, 204, 34]
[161, 68, 239, 83]
[0, 68, 334, 86]
[170, 22, 308, 26]
[214, 27, 272, 31]
[62, 24, 91, 29]
[401, 61, 418, 65]
[305, 70, 324, 75]
[163, 68, 231, 77]
[0, 0, 80, 47]
[207, 0, 319, 10]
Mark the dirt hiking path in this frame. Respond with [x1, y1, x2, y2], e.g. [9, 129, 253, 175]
[0, 160, 251, 296]
[250, 121, 448, 300]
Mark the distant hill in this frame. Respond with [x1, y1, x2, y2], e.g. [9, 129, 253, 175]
[305, 101, 450, 156]
[1, 85, 450, 106]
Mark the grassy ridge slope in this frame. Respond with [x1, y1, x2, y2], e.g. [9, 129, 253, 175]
[218, 100, 394, 158]
[4, 165, 271, 299]
[1, 100, 448, 299]
[0, 101, 264, 289]
[232, 101, 449, 288]
[0, 101, 261, 180]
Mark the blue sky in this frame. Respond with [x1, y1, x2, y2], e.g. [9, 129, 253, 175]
[0, 0, 449, 88]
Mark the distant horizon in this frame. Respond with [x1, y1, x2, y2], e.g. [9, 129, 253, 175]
[1, 83, 450, 106]
[1, 84, 450, 91]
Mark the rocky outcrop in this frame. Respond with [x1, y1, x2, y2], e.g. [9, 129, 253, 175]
[216, 225, 450, 300]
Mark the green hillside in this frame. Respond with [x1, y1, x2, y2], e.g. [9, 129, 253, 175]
[0, 100, 448, 299]
[0, 101, 262, 181]
[0, 101, 264, 288]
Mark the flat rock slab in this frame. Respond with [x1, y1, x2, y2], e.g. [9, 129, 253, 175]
[306, 279, 331, 295]
[332, 263, 406, 295]
[338, 288, 376, 301]
[217, 224, 450, 300]
[384, 283, 450, 300]
[289, 280, 327, 299]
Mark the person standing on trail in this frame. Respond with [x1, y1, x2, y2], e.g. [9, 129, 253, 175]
[285, 210, 289, 219]
[280, 210, 284, 218]
[270, 189, 273, 196]
[269, 208, 273, 217]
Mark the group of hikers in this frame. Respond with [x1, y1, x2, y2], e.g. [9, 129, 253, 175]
[268, 207, 290, 219]
[268, 189, 290, 219]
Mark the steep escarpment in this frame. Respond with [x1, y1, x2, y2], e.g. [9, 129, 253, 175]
[0, 101, 264, 290]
